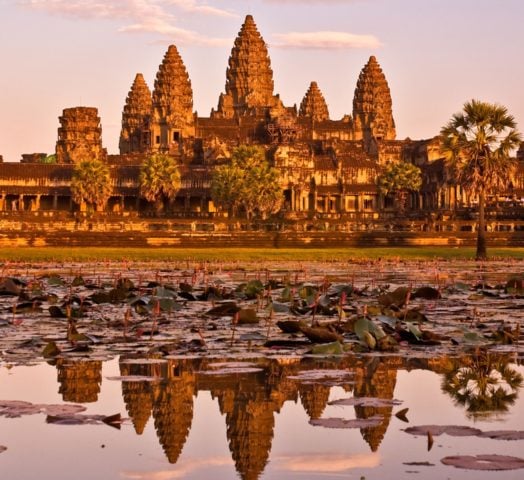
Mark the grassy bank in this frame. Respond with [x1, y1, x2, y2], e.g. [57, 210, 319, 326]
[0, 246, 523, 262]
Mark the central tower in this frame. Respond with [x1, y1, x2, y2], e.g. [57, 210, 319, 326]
[213, 15, 283, 119]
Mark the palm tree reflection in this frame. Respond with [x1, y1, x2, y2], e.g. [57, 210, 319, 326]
[442, 351, 523, 419]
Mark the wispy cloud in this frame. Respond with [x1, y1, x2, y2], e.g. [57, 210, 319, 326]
[19, 0, 236, 46]
[166, 0, 237, 17]
[273, 31, 382, 49]
[275, 453, 380, 472]
[122, 456, 234, 479]
[263, 0, 363, 3]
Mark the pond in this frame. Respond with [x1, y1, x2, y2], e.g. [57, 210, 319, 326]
[1, 259, 524, 479]
[2, 354, 524, 479]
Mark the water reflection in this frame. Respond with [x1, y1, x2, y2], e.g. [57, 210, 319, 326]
[42, 353, 523, 479]
[441, 350, 524, 419]
[56, 358, 102, 403]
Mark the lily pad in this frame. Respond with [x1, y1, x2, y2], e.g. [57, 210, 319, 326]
[310, 415, 383, 429]
[329, 397, 402, 407]
[404, 425, 483, 437]
[441, 455, 524, 471]
[477, 430, 524, 441]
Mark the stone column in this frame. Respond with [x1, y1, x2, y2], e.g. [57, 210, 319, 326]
[53, 193, 58, 210]
[35, 195, 41, 211]
[357, 194, 363, 212]
[0, 194, 4, 211]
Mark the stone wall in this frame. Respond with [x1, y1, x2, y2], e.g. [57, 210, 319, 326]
[0, 215, 522, 248]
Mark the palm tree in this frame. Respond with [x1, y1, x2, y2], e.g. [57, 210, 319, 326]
[440, 100, 521, 260]
[210, 163, 244, 217]
[70, 159, 112, 212]
[377, 161, 422, 215]
[139, 154, 181, 213]
[442, 351, 523, 419]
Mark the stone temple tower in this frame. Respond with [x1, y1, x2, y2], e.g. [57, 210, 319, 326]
[213, 14, 283, 119]
[119, 73, 152, 154]
[352, 56, 396, 144]
[150, 45, 195, 153]
[299, 81, 330, 122]
[55, 107, 106, 164]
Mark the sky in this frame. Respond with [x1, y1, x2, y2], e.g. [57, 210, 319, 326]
[1, 0, 523, 162]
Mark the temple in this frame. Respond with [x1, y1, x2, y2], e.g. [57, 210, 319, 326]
[0, 14, 522, 245]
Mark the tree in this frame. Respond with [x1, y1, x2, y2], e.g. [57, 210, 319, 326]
[42, 154, 57, 164]
[139, 154, 181, 213]
[211, 146, 283, 219]
[376, 161, 422, 214]
[440, 100, 521, 260]
[442, 351, 523, 419]
[70, 159, 112, 212]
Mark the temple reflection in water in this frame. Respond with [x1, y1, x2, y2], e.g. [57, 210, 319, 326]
[50, 353, 522, 479]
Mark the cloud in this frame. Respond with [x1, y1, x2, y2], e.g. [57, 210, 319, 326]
[122, 456, 234, 479]
[166, 0, 237, 17]
[19, 0, 235, 46]
[273, 31, 382, 49]
[120, 453, 380, 479]
[275, 453, 380, 472]
[263, 0, 364, 3]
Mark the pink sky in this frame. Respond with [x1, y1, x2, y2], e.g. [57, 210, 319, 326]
[1, 0, 523, 161]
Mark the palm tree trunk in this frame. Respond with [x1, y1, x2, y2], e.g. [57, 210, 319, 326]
[476, 190, 487, 260]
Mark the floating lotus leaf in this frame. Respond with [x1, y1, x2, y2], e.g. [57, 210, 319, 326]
[300, 325, 343, 344]
[477, 430, 524, 441]
[310, 415, 383, 429]
[412, 286, 441, 300]
[441, 455, 524, 471]
[404, 425, 483, 437]
[309, 340, 345, 355]
[237, 308, 258, 324]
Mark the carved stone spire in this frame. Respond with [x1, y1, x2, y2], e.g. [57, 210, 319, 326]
[352, 56, 396, 143]
[151, 45, 195, 152]
[299, 81, 330, 122]
[119, 73, 152, 154]
[213, 15, 282, 118]
[153, 371, 195, 464]
[55, 107, 106, 164]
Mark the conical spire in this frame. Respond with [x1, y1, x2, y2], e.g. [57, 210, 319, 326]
[153, 372, 195, 464]
[214, 15, 281, 118]
[299, 81, 330, 121]
[352, 56, 396, 142]
[151, 45, 195, 150]
[119, 73, 152, 154]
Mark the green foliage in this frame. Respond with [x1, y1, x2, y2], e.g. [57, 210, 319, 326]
[211, 145, 283, 219]
[0, 246, 523, 262]
[139, 154, 181, 210]
[440, 99, 522, 259]
[42, 154, 57, 164]
[377, 161, 422, 213]
[71, 159, 112, 210]
[440, 100, 521, 196]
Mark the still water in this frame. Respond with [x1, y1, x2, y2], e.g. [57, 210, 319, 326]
[2, 353, 524, 479]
